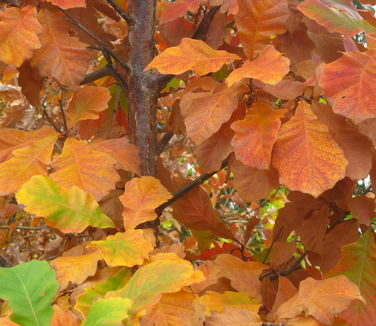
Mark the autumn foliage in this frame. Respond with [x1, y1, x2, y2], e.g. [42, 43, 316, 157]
[0, 0, 376, 325]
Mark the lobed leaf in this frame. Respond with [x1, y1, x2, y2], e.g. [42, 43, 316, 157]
[67, 86, 111, 128]
[0, 6, 42, 67]
[145, 38, 240, 76]
[226, 45, 290, 86]
[272, 101, 347, 197]
[89, 230, 154, 267]
[120, 176, 172, 229]
[50, 138, 120, 201]
[16, 175, 114, 233]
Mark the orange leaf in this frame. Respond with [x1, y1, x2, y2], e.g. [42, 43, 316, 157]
[319, 50, 376, 124]
[51, 249, 102, 289]
[272, 101, 347, 197]
[235, 0, 289, 58]
[89, 230, 154, 267]
[50, 138, 120, 201]
[67, 86, 111, 127]
[92, 137, 141, 175]
[46, 0, 86, 9]
[141, 290, 199, 326]
[226, 45, 290, 86]
[0, 6, 42, 67]
[231, 102, 285, 169]
[180, 82, 247, 145]
[120, 176, 172, 229]
[276, 276, 364, 324]
[0, 131, 58, 195]
[311, 102, 372, 180]
[145, 38, 240, 76]
[214, 254, 267, 301]
[51, 305, 79, 326]
[31, 9, 91, 88]
[0, 126, 56, 163]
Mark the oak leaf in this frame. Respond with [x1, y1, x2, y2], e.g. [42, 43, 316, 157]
[16, 175, 114, 233]
[145, 38, 240, 76]
[31, 9, 91, 88]
[298, 0, 376, 37]
[66, 86, 111, 128]
[226, 45, 290, 87]
[231, 102, 285, 169]
[0, 132, 58, 195]
[109, 253, 204, 316]
[51, 249, 102, 289]
[180, 81, 247, 145]
[276, 276, 364, 324]
[160, 0, 201, 24]
[235, 0, 289, 58]
[89, 230, 154, 267]
[272, 101, 347, 197]
[0, 6, 42, 67]
[50, 138, 120, 201]
[319, 50, 376, 124]
[326, 230, 376, 326]
[120, 176, 172, 229]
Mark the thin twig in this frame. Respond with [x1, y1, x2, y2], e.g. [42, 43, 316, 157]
[81, 66, 112, 85]
[60, 8, 130, 71]
[157, 131, 174, 155]
[155, 158, 228, 216]
[42, 109, 63, 134]
[106, 0, 135, 25]
[58, 89, 68, 135]
[192, 6, 220, 40]
[0, 225, 47, 231]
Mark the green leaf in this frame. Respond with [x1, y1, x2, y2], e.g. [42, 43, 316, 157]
[76, 268, 132, 317]
[82, 297, 132, 326]
[16, 175, 114, 233]
[111, 253, 204, 315]
[0, 260, 58, 326]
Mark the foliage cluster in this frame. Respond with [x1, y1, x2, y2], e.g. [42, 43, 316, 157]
[0, 0, 376, 325]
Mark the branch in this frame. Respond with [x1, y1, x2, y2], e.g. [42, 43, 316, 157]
[42, 108, 63, 134]
[60, 8, 129, 72]
[155, 158, 228, 216]
[58, 89, 68, 136]
[106, 0, 135, 25]
[80, 66, 112, 85]
[156, 131, 174, 155]
[192, 6, 221, 41]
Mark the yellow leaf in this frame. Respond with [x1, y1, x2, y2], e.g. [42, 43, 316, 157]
[89, 230, 154, 267]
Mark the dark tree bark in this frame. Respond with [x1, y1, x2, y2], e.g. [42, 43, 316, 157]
[126, 0, 159, 177]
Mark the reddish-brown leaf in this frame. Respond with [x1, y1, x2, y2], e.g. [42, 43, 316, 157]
[0, 6, 42, 67]
[31, 9, 91, 88]
[46, 0, 86, 9]
[272, 101, 347, 197]
[180, 82, 247, 145]
[235, 0, 289, 58]
[276, 276, 364, 324]
[319, 50, 376, 124]
[231, 102, 285, 169]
